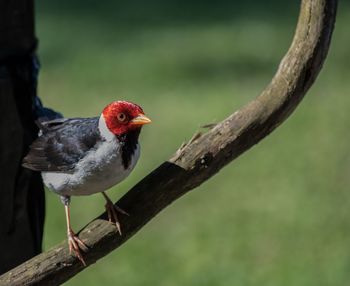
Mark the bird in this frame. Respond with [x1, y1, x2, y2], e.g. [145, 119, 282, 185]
[22, 100, 151, 265]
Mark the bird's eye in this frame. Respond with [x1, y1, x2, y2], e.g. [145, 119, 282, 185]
[117, 113, 127, 122]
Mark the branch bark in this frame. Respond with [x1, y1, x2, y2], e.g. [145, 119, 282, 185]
[0, 0, 337, 285]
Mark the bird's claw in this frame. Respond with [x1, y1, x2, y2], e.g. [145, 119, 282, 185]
[67, 229, 88, 266]
[105, 201, 128, 235]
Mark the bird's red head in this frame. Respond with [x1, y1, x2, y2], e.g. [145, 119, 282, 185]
[102, 101, 151, 136]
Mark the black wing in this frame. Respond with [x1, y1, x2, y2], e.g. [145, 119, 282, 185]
[22, 117, 102, 172]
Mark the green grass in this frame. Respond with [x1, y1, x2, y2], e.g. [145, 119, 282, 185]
[36, 1, 350, 285]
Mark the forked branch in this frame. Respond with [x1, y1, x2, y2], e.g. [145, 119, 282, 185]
[0, 0, 337, 285]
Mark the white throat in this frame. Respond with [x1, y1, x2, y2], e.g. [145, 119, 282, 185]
[98, 114, 115, 141]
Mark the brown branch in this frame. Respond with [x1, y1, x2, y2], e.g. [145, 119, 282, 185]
[0, 0, 337, 285]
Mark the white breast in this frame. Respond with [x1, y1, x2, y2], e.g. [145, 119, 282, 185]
[42, 115, 140, 196]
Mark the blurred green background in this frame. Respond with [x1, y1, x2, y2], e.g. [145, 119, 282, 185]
[36, 1, 350, 285]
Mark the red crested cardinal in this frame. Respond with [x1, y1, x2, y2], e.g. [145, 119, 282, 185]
[23, 101, 151, 265]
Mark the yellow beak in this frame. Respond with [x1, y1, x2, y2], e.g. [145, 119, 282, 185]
[130, 114, 152, 126]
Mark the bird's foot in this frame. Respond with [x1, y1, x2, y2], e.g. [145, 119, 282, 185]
[67, 229, 88, 266]
[105, 200, 129, 235]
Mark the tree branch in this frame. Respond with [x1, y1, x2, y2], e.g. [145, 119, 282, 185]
[0, 0, 337, 285]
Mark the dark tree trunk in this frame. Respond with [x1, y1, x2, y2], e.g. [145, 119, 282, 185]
[0, 0, 45, 274]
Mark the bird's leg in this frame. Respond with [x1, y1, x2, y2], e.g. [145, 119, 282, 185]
[61, 196, 88, 266]
[101, 191, 129, 235]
